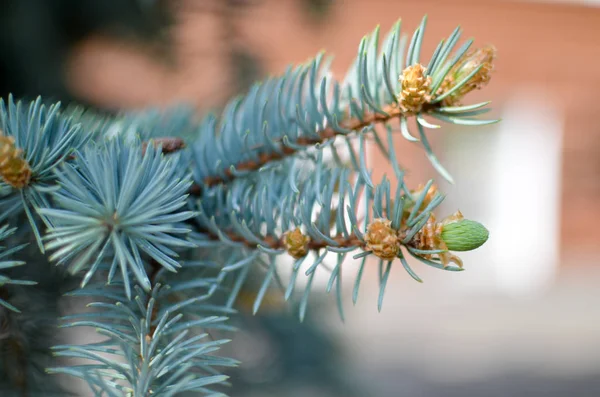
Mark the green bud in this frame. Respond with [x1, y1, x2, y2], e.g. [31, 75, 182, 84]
[441, 219, 489, 252]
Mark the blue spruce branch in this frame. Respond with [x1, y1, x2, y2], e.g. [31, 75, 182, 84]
[0, 14, 497, 396]
[0, 225, 34, 313]
[189, 17, 497, 190]
[49, 282, 236, 397]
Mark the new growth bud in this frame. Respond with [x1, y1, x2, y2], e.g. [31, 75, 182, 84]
[364, 218, 400, 261]
[398, 64, 432, 113]
[407, 210, 489, 268]
[437, 45, 496, 107]
[441, 219, 489, 252]
[0, 133, 31, 189]
[283, 228, 311, 259]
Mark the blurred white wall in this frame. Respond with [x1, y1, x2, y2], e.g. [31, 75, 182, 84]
[441, 88, 563, 297]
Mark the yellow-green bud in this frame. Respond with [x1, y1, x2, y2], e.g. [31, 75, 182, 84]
[440, 219, 489, 252]
[283, 228, 311, 259]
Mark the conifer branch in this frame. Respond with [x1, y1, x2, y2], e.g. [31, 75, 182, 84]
[49, 282, 236, 396]
[196, 187, 483, 266]
[189, 17, 497, 191]
[201, 102, 436, 188]
[201, 224, 363, 252]
[0, 225, 34, 313]
[0, 15, 497, 396]
[194, 159, 488, 317]
[40, 138, 196, 299]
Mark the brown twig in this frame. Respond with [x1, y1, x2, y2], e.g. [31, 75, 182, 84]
[146, 260, 162, 337]
[141, 137, 186, 155]
[198, 214, 431, 260]
[202, 105, 397, 187]
[203, 226, 365, 253]
[198, 102, 438, 190]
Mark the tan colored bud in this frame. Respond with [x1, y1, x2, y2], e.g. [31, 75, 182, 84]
[398, 64, 432, 113]
[401, 184, 439, 225]
[437, 76, 459, 107]
[364, 218, 399, 261]
[411, 183, 438, 209]
[0, 134, 31, 189]
[438, 45, 496, 107]
[462, 45, 496, 89]
[283, 228, 311, 259]
[408, 212, 442, 254]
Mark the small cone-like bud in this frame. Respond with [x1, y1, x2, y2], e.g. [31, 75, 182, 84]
[441, 219, 489, 252]
[283, 228, 310, 259]
[437, 45, 497, 107]
[398, 64, 432, 113]
[0, 134, 31, 189]
[364, 218, 399, 261]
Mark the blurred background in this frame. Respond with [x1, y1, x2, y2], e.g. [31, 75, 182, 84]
[2, 0, 600, 396]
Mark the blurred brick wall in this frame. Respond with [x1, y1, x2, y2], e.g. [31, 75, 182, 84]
[66, 0, 600, 257]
